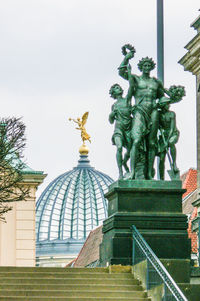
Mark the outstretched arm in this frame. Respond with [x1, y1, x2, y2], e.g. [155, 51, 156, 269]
[72, 119, 79, 124]
[118, 52, 134, 80]
[126, 65, 135, 106]
[158, 96, 171, 108]
[157, 80, 165, 99]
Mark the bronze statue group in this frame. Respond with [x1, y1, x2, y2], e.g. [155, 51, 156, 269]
[109, 44, 185, 180]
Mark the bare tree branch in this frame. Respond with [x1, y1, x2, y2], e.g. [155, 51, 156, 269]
[0, 117, 29, 221]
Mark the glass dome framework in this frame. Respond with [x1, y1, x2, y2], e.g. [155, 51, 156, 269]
[36, 155, 113, 257]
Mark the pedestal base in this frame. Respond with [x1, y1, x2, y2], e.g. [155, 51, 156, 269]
[99, 180, 190, 266]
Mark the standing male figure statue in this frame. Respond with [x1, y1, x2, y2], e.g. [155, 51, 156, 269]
[119, 45, 165, 179]
[109, 65, 134, 179]
[158, 103, 179, 180]
[157, 85, 185, 179]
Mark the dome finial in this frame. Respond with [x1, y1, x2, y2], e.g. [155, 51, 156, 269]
[79, 142, 89, 155]
[69, 112, 91, 154]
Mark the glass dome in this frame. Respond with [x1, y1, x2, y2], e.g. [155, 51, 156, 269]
[36, 154, 113, 257]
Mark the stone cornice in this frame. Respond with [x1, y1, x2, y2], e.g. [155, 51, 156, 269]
[179, 33, 200, 75]
[20, 172, 47, 186]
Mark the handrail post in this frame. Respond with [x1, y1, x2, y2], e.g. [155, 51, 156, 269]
[132, 233, 135, 266]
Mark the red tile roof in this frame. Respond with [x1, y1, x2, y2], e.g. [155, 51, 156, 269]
[181, 168, 197, 199]
[72, 225, 103, 267]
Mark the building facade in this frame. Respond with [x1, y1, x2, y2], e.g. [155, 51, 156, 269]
[0, 166, 46, 266]
[179, 13, 200, 265]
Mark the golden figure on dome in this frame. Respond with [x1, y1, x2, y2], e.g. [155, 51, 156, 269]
[69, 112, 91, 155]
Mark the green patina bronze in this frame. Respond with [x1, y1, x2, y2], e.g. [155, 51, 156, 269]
[109, 44, 185, 180]
[158, 103, 179, 180]
[109, 66, 133, 179]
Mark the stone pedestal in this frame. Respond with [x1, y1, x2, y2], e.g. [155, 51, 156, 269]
[99, 180, 191, 266]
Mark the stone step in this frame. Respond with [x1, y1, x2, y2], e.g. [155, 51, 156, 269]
[0, 290, 147, 298]
[0, 267, 149, 301]
[0, 272, 134, 279]
[0, 284, 143, 291]
[0, 296, 151, 301]
[0, 277, 138, 285]
[0, 267, 109, 273]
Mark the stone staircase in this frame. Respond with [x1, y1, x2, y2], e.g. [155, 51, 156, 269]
[0, 266, 151, 301]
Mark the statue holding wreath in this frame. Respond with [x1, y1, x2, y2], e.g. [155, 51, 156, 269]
[109, 44, 186, 180]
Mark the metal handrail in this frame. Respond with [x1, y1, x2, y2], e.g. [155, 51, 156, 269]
[132, 225, 188, 301]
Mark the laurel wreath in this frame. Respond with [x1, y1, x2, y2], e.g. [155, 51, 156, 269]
[168, 85, 186, 103]
[121, 44, 136, 56]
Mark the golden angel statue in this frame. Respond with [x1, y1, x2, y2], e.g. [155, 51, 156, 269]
[69, 112, 91, 144]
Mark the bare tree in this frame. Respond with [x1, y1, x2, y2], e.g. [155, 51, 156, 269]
[0, 117, 29, 221]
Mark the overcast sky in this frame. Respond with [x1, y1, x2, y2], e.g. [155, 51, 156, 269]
[0, 0, 199, 197]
